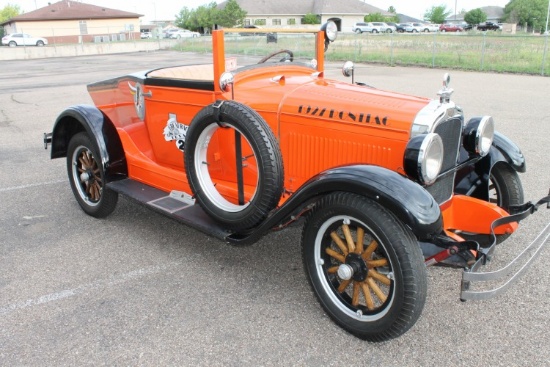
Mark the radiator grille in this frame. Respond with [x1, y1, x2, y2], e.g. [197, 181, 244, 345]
[426, 117, 463, 204]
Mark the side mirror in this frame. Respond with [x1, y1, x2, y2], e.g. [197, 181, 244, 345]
[342, 61, 355, 84]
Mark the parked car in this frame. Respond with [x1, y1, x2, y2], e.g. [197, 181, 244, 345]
[422, 24, 440, 32]
[140, 31, 152, 39]
[169, 29, 200, 39]
[44, 22, 549, 342]
[352, 22, 394, 34]
[403, 22, 426, 33]
[395, 23, 409, 33]
[477, 21, 502, 31]
[2, 33, 48, 47]
[463, 24, 474, 31]
[439, 23, 464, 32]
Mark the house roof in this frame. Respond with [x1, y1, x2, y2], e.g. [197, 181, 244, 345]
[445, 6, 504, 22]
[218, 0, 389, 16]
[3, 0, 142, 24]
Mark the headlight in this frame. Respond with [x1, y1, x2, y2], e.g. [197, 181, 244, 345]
[463, 116, 494, 157]
[404, 133, 444, 186]
[321, 21, 338, 42]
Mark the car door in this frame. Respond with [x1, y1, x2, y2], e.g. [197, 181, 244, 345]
[22, 34, 33, 46]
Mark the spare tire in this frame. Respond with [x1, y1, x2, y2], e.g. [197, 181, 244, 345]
[184, 101, 284, 231]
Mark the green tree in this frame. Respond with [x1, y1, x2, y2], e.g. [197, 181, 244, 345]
[388, 6, 397, 14]
[364, 13, 386, 22]
[424, 5, 451, 24]
[464, 8, 487, 25]
[0, 3, 21, 36]
[214, 0, 246, 28]
[302, 13, 320, 24]
[504, 0, 547, 32]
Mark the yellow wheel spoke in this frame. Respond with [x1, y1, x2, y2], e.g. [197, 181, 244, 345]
[361, 282, 375, 310]
[367, 259, 388, 268]
[342, 223, 355, 253]
[351, 282, 360, 306]
[367, 278, 387, 303]
[330, 231, 348, 256]
[337, 279, 351, 293]
[368, 269, 391, 286]
[327, 266, 339, 274]
[362, 239, 378, 261]
[355, 227, 364, 254]
[326, 248, 345, 263]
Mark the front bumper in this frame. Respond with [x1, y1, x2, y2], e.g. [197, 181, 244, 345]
[461, 221, 550, 300]
[460, 194, 550, 300]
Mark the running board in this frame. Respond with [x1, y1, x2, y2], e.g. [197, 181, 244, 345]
[107, 179, 231, 241]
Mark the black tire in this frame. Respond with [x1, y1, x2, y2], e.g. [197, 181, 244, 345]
[372, 29, 379, 34]
[36, 40, 44, 46]
[302, 192, 427, 341]
[355, 29, 362, 34]
[8, 41, 16, 47]
[412, 29, 419, 33]
[67, 132, 118, 218]
[184, 101, 284, 231]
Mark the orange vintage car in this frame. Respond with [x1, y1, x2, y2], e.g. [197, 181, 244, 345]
[44, 22, 549, 341]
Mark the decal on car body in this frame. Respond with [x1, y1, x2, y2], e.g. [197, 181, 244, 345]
[163, 114, 189, 151]
[298, 105, 388, 125]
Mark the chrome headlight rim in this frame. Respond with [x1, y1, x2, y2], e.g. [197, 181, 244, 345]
[464, 116, 494, 157]
[404, 133, 444, 186]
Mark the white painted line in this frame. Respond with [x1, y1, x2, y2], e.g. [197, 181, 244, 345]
[0, 262, 180, 316]
[0, 180, 66, 193]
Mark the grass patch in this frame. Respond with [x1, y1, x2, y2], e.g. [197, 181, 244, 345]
[173, 32, 550, 76]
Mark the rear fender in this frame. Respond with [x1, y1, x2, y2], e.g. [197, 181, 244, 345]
[50, 105, 127, 180]
[455, 131, 525, 200]
[228, 165, 443, 244]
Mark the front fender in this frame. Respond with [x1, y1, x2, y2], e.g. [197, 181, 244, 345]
[50, 105, 127, 180]
[455, 131, 525, 200]
[228, 165, 443, 244]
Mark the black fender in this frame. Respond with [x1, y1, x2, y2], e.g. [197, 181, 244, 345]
[50, 105, 127, 181]
[455, 131, 525, 200]
[227, 165, 443, 245]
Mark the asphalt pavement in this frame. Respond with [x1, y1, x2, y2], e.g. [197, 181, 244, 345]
[1, 51, 549, 366]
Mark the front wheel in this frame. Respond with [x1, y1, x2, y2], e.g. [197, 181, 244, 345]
[302, 192, 427, 341]
[8, 41, 16, 47]
[67, 132, 118, 218]
[355, 29, 362, 34]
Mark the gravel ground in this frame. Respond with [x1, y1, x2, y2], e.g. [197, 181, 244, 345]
[0, 50, 549, 366]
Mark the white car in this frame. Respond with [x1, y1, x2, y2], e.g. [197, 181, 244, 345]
[2, 33, 48, 47]
[352, 22, 395, 34]
[169, 29, 200, 39]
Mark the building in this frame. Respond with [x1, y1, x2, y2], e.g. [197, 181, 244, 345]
[1, 0, 143, 44]
[445, 6, 504, 24]
[218, 0, 390, 33]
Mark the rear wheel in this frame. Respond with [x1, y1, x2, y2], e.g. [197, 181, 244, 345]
[36, 40, 44, 46]
[372, 29, 379, 34]
[302, 192, 427, 341]
[67, 132, 118, 218]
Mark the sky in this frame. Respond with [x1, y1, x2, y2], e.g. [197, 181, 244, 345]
[2, 0, 511, 22]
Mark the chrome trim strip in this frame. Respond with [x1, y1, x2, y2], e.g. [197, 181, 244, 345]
[460, 221, 550, 301]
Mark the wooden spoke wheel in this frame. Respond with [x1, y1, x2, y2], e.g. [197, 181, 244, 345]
[67, 132, 118, 218]
[302, 192, 427, 342]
